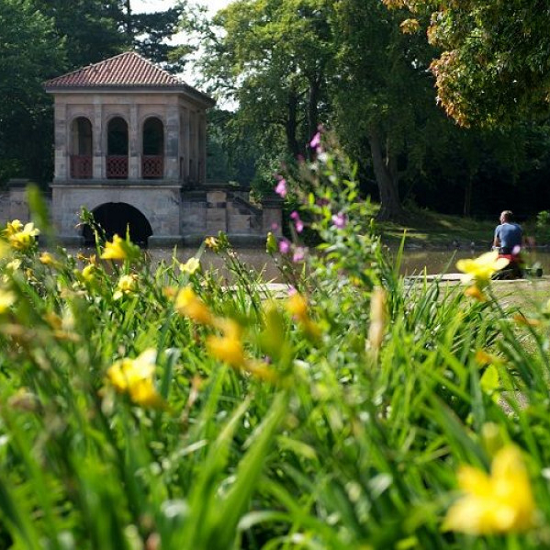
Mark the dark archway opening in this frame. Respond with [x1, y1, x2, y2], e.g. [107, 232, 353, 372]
[82, 202, 153, 247]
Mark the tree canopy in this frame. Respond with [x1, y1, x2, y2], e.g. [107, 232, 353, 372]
[383, 0, 550, 127]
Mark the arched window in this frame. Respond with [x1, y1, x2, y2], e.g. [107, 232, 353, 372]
[142, 117, 164, 179]
[70, 117, 92, 179]
[107, 117, 128, 179]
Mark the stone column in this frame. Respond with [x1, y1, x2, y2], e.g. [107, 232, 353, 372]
[129, 104, 139, 178]
[199, 112, 207, 183]
[54, 101, 68, 182]
[261, 195, 283, 235]
[93, 101, 103, 179]
[165, 104, 180, 179]
[8, 179, 31, 222]
[182, 107, 190, 182]
[190, 111, 198, 182]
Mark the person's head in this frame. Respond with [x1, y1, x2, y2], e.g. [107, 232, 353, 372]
[500, 210, 514, 223]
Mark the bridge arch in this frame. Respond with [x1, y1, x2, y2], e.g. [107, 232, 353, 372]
[82, 202, 153, 246]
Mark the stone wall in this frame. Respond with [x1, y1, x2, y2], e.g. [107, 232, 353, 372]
[0, 181, 282, 247]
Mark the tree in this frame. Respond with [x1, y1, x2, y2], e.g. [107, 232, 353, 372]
[383, 0, 550, 127]
[31, 0, 128, 69]
[128, 2, 189, 72]
[329, 0, 445, 220]
[200, 0, 333, 160]
[0, 0, 65, 185]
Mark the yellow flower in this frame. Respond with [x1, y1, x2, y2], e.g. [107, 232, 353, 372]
[175, 286, 212, 325]
[6, 222, 40, 251]
[114, 274, 138, 299]
[3, 220, 23, 236]
[456, 251, 509, 285]
[207, 319, 246, 368]
[81, 264, 96, 282]
[286, 293, 309, 323]
[286, 293, 320, 340]
[100, 234, 140, 261]
[204, 236, 219, 251]
[513, 314, 541, 327]
[444, 445, 536, 535]
[6, 259, 21, 273]
[107, 349, 164, 408]
[39, 252, 61, 268]
[180, 257, 201, 275]
[475, 350, 498, 366]
[0, 288, 15, 314]
[464, 285, 487, 302]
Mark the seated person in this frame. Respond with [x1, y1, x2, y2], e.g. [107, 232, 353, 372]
[493, 210, 523, 255]
[493, 210, 523, 278]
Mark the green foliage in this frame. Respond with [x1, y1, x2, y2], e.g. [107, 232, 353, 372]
[1, 142, 550, 548]
[383, 0, 550, 127]
[0, 0, 65, 185]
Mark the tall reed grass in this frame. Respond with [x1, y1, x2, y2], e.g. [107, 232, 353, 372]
[0, 143, 549, 549]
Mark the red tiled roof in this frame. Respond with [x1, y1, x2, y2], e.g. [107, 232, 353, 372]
[44, 51, 183, 88]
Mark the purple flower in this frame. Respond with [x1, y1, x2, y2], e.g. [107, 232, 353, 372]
[310, 131, 321, 150]
[271, 222, 279, 231]
[275, 178, 287, 198]
[293, 247, 306, 262]
[290, 211, 304, 233]
[279, 238, 291, 254]
[512, 245, 522, 255]
[331, 212, 347, 229]
[287, 285, 297, 296]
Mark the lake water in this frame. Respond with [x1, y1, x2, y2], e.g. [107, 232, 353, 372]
[395, 247, 550, 276]
[66, 245, 550, 280]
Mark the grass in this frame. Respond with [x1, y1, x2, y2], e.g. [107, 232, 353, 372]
[2, 152, 550, 549]
[376, 205, 550, 248]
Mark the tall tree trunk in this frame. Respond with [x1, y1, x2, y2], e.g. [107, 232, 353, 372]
[285, 91, 300, 158]
[368, 125, 404, 221]
[463, 172, 473, 217]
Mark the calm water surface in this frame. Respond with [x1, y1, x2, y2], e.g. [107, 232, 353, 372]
[65, 246, 550, 280]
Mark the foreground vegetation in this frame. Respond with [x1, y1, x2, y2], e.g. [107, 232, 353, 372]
[2, 147, 550, 549]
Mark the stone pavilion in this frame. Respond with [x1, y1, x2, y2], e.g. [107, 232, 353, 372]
[43, 51, 281, 245]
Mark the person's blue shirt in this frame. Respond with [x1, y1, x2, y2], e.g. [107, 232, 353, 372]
[494, 222, 522, 253]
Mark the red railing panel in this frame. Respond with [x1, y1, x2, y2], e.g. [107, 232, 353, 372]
[107, 156, 128, 179]
[70, 155, 92, 179]
[142, 155, 164, 179]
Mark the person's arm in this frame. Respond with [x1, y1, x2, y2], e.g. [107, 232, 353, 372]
[493, 227, 500, 249]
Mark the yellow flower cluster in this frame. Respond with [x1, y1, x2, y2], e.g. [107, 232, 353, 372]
[286, 293, 320, 340]
[113, 274, 139, 300]
[180, 257, 201, 275]
[175, 286, 213, 325]
[206, 319, 245, 368]
[107, 349, 164, 408]
[100, 234, 141, 261]
[457, 251, 509, 300]
[444, 445, 536, 535]
[3, 220, 40, 251]
[173, 285, 277, 380]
